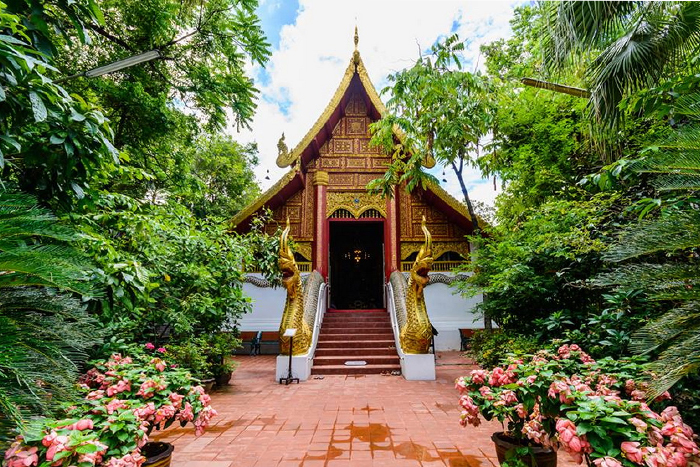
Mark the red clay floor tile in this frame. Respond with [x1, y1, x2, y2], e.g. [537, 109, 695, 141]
[152, 352, 580, 467]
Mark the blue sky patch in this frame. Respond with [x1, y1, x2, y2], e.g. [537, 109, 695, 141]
[256, 0, 300, 50]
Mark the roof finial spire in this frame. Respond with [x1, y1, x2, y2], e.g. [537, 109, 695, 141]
[354, 25, 359, 50]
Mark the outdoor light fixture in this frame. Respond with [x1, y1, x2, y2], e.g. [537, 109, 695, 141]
[344, 247, 369, 263]
[442, 170, 447, 183]
[85, 50, 161, 78]
[58, 49, 162, 82]
[264, 169, 270, 181]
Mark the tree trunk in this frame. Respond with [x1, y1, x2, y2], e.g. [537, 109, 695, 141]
[450, 161, 480, 232]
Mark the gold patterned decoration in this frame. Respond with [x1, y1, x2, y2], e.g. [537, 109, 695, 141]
[274, 37, 434, 169]
[295, 242, 312, 261]
[314, 171, 329, 186]
[401, 241, 470, 260]
[326, 191, 386, 218]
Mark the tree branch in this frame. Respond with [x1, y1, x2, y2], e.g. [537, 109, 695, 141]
[88, 24, 134, 52]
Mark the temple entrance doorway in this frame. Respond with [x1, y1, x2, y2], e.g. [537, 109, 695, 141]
[329, 221, 384, 310]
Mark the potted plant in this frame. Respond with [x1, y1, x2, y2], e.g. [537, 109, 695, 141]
[4, 353, 217, 467]
[202, 332, 240, 387]
[163, 339, 215, 390]
[456, 344, 700, 467]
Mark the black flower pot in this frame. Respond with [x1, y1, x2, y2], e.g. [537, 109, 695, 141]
[491, 432, 557, 467]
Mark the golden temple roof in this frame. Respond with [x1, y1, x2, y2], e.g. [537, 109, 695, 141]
[276, 45, 388, 168]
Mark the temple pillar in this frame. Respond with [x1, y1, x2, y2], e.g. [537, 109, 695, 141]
[385, 186, 398, 279]
[313, 171, 329, 278]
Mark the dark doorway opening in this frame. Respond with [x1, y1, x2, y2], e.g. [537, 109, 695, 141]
[329, 222, 384, 310]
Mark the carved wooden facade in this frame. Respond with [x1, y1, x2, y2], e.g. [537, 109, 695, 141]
[231, 46, 476, 278]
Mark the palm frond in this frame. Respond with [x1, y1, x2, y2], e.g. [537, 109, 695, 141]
[545, 1, 700, 127]
[0, 288, 103, 440]
[545, 1, 642, 70]
[630, 302, 700, 355]
[604, 209, 700, 262]
[594, 262, 700, 301]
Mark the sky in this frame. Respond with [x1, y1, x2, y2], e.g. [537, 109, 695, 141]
[230, 0, 527, 208]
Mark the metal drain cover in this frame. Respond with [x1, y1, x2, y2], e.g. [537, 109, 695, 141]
[344, 360, 367, 366]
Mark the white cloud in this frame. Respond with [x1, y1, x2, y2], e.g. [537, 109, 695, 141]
[230, 0, 523, 208]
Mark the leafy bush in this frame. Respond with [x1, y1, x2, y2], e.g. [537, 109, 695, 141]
[534, 290, 657, 359]
[467, 330, 540, 368]
[165, 339, 212, 380]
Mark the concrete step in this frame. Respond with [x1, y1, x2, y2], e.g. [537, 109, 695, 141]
[317, 333, 393, 341]
[322, 319, 391, 325]
[316, 339, 395, 349]
[313, 355, 400, 366]
[311, 364, 401, 375]
[314, 347, 396, 357]
[321, 326, 392, 334]
[323, 317, 389, 323]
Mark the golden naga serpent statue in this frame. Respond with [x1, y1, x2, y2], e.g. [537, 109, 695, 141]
[400, 216, 435, 354]
[278, 218, 312, 356]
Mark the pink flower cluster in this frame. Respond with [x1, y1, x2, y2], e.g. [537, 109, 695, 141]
[3, 441, 38, 467]
[458, 395, 480, 427]
[556, 419, 593, 464]
[557, 344, 595, 364]
[32, 430, 108, 466]
[523, 404, 551, 447]
[104, 452, 145, 467]
[456, 343, 700, 467]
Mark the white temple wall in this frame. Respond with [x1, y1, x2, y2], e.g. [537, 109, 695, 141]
[237, 274, 286, 331]
[424, 272, 484, 351]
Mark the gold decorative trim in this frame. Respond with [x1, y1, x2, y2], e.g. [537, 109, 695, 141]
[314, 171, 329, 186]
[401, 241, 470, 260]
[295, 242, 312, 261]
[426, 181, 484, 226]
[326, 191, 387, 218]
[229, 169, 298, 228]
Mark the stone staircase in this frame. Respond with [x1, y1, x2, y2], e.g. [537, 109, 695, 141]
[312, 309, 401, 375]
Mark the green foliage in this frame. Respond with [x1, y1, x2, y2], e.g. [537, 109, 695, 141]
[175, 135, 261, 219]
[48, 0, 270, 200]
[481, 88, 592, 220]
[241, 209, 284, 287]
[369, 34, 494, 230]
[460, 193, 621, 331]
[165, 339, 212, 379]
[77, 197, 251, 340]
[0, 5, 116, 206]
[533, 290, 656, 359]
[467, 330, 540, 369]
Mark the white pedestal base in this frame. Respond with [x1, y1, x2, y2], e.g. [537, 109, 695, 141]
[275, 355, 312, 382]
[400, 353, 436, 380]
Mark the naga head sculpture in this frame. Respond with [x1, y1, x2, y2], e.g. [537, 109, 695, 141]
[279, 218, 300, 298]
[411, 216, 433, 291]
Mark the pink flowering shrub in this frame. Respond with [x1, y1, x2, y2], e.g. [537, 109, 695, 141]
[455, 344, 700, 466]
[4, 353, 217, 467]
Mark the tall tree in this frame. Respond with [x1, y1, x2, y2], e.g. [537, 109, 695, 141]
[175, 135, 261, 219]
[369, 34, 494, 231]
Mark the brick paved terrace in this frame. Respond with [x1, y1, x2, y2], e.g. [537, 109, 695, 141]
[153, 352, 576, 467]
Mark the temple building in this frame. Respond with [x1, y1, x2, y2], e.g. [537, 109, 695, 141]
[230, 33, 484, 370]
